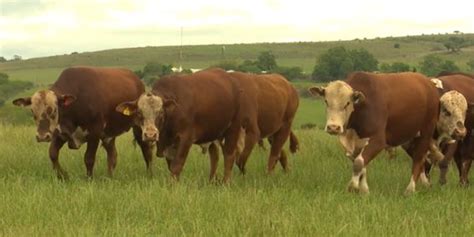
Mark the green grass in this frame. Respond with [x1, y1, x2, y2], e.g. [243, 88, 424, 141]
[1, 34, 474, 81]
[1, 125, 474, 236]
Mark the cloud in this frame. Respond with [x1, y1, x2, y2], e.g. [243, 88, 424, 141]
[0, 0, 473, 59]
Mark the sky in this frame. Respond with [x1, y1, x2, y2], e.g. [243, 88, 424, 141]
[1, 0, 473, 59]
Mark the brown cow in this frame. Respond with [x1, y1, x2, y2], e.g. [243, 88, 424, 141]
[13, 66, 152, 179]
[116, 68, 244, 183]
[309, 72, 439, 195]
[201, 72, 299, 178]
[229, 72, 299, 174]
[425, 72, 474, 186]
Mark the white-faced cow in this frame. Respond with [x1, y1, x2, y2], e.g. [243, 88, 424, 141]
[309, 72, 440, 195]
[424, 72, 474, 186]
[116, 68, 244, 183]
[13, 66, 152, 179]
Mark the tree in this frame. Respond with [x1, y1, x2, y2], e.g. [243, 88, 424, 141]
[443, 36, 466, 53]
[419, 55, 460, 77]
[13, 55, 22, 61]
[136, 62, 174, 86]
[467, 58, 474, 72]
[393, 43, 400, 49]
[0, 57, 6, 63]
[311, 46, 378, 81]
[350, 48, 378, 72]
[257, 51, 277, 71]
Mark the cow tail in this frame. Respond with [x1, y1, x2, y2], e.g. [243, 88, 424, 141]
[289, 130, 299, 153]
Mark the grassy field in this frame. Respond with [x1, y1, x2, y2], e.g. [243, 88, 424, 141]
[1, 125, 474, 236]
[1, 33, 474, 236]
[1, 34, 474, 78]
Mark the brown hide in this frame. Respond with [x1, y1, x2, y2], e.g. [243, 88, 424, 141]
[229, 72, 299, 173]
[347, 72, 439, 146]
[152, 68, 242, 182]
[329, 72, 439, 194]
[53, 66, 144, 140]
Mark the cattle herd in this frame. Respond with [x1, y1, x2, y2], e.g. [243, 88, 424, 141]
[11, 66, 474, 195]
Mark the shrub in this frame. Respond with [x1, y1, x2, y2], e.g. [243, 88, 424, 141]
[419, 55, 460, 77]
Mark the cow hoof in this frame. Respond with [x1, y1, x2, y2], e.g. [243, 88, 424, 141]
[347, 182, 359, 193]
[439, 178, 447, 186]
[459, 181, 469, 188]
[404, 188, 416, 196]
[56, 172, 69, 181]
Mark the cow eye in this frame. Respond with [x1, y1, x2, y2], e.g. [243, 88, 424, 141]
[324, 99, 328, 105]
[344, 101, 350, 109]
[443, 108, 451, 116]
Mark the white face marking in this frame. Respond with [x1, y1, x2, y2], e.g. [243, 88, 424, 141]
[136, 93, 164, 141]
[438, 91, 467, 141]
[322, 81, 357, 134]
[30, 90, 59, 137]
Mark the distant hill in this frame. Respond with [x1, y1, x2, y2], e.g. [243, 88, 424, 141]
[1, 33, 473, 83]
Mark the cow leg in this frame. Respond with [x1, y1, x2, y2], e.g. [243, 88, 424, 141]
[133, 126, 155, 176]
[460, 159, 472, 186]
[102, 137, 117, 177]
[208, 142, 219, 182]
[221, 123, 242, 184]
[279, 150, 289, 172]
[49, 135, 68, 180]
[267, 123, 292, 174]
[169, 135, 193, 180]
[437, 143, 455, 185]
[347, 136, 385, 194]
[236, 126, 259, 175]
[84, 136, 100, 178]
[403, 136, 432, 195]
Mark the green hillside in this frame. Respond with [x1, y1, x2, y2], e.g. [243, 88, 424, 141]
[1, 33, 474, 84]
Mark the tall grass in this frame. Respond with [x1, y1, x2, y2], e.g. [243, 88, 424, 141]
[1, 125, 473, 236]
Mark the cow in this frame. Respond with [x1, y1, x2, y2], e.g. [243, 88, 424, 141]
[309, 72, 440, 195]
[12, 66, 152, 179]
[424, 72, 474, 186]
[228, 72, 299, 174]
[115, 68, 244, 183]
[199, 72, 299, 178]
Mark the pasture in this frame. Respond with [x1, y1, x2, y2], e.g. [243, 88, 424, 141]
[1, 33, 474, 236]
[1, 125, 474, 236]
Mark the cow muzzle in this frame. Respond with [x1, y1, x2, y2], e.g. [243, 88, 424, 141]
[142, 128, 159, 142]
[325, 124, 343, 135]
[452, 126, 466, 140]
[36, 133, 52, 142]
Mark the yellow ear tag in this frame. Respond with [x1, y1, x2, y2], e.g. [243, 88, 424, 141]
[123, 107, 131, 116]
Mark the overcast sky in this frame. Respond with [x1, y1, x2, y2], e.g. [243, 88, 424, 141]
[1, 0, 473, 59]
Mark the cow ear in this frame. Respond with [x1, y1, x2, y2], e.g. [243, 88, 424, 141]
[352, 91, 366, 105]
[163, 98, 177, 113]
[12, 97, 32, 107]
[58, 94, 76, 107]
[308, 86, 325, 97]
[116, 101, 138, 116]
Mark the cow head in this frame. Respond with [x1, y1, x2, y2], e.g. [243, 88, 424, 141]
[116, 92, 176, 142]
[309, 81, 365, 135]
[12, 90, 76, 142]
[437, 91, 468, 142]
